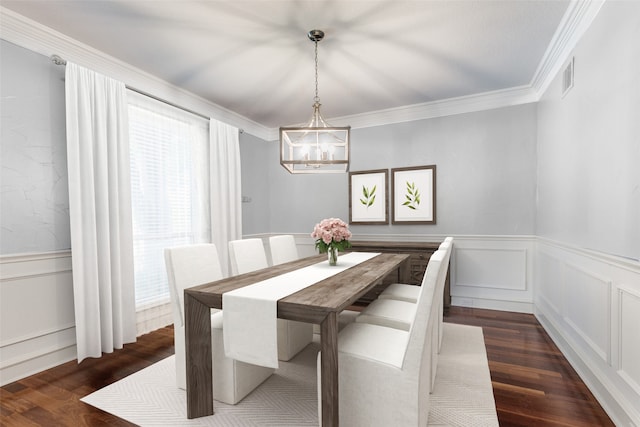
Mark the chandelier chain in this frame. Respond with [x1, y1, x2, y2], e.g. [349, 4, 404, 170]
[314, 40, 320, 104]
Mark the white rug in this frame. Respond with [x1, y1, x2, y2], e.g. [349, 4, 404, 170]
[81, 323, 498, 426]
[428, 323, 499, 427]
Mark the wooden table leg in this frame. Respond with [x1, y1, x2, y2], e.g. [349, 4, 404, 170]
[185, 292, 213, 418]
[320, 311, 339, 426]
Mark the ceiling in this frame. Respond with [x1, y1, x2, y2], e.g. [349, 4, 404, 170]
[1, 0, 572, 129]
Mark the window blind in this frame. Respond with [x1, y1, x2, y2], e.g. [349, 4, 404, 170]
[127, 91, 210, 308]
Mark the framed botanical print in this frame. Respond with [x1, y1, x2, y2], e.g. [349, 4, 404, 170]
[349, 169, 389, 224]
[391, 165, 436, 224]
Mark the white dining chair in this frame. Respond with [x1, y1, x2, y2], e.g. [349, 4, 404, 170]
[164, 243, 274, 404]
[434, 239, 453, 351]
[371, 238, 453, 350]
[354, 240, 452, 393]
[354, 297, 416, 331]
[354, 242, 451, 390]
[228, 238, 313, 361]
[228, 238, 270, 276]
[268, 234, 299, 265]
[378, 237, 453, 304]
[318, 250, 446, 426]
[359, 240, 451, 325]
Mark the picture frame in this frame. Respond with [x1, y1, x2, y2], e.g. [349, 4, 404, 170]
[391, 165, 436, 224]
[349, 169, 389, 224]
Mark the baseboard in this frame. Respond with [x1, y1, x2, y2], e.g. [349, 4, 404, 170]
[0, 342, 77, 386]
[451, 296, 533, 314]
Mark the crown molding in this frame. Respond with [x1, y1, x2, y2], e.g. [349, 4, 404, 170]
[530, 0, 605, 97]
[334, 85, 538, 130]
[2, 2, 603, 143]
[266, 0, 604, 138]
[263, 85, 538, 141]
[0, 7, 272, 141]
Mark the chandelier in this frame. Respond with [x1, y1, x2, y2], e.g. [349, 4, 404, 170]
[280, 30, 350, 174]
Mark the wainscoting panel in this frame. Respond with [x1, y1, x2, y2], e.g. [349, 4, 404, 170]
[450, 237, 535, 313]
[455, 247, 527, 290]
[618, 286, 640, 396]
[0, 251, 77, 386]
[535, 238, 640, 427]
[537, 250, 564, 315]
[563, 262, 611, 363]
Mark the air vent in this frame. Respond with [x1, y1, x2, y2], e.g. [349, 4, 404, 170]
[562, 57, 574, 97]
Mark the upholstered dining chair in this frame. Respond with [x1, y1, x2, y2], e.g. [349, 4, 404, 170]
[354, 239, 451, 389]
[378, 237, 453, 304]
[228, 238, 270, 276]
[373, 237, 453, 350]
[164, 243, 274, 404]
[434, 239, 453, 351]
[228, 238, 313, 361]
[354, 242, 451, 390]
[268, 234, 299, 265]
[318, 250, 446, 426]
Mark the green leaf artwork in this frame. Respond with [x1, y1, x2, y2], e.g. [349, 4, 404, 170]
[359, 184, 377, 208]
[402, 181, 420, 210]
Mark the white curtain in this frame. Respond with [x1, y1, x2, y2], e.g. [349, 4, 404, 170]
[210, 119, 242, 277]
[65, 62, 137, 362]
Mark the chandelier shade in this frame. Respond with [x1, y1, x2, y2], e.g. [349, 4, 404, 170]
[280, 30, 351, 174]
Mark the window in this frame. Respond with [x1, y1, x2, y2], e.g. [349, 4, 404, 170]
[128, 91, 210, 308]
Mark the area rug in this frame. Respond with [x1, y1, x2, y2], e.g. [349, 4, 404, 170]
[428, 323, 499, 427]
[81, 323, 498, 426]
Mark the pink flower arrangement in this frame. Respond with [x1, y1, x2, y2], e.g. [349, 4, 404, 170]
[311, 218, 352, 253]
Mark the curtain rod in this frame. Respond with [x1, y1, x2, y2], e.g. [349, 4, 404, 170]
[50, 54, 244, 133]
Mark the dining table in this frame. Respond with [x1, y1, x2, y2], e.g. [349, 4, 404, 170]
[183, 251, 410, 426]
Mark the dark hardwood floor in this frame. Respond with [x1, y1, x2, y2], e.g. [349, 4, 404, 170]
[1, 307, 613, 426]
[446, 307, 614, 427]
[0, 327, 174, 426]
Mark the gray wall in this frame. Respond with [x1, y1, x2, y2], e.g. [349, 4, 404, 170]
[0, 40, 69, 254]
[239, 131, 271, 234]
[536, 1, 640, 261]
[241, 103, 538, 238]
